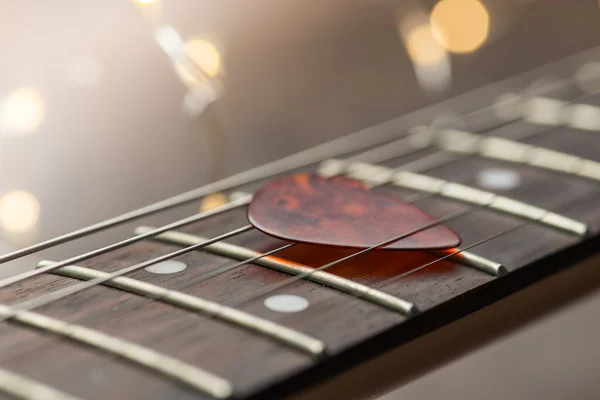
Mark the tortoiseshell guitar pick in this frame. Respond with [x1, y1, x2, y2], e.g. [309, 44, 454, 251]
[247, 173, 461, 250]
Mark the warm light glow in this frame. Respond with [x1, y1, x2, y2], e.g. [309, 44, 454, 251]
[431, 0, 490, 54]
[133, 0, 157, 5]
[0, 191, 40, 234]
[0, 88, 44, 137]
[200, 192, 228, 212]
[405, 24, 447, 66]
[403, 22, 451, 94]
[155, 25, 186, 61]
[174, 39, 221, 88]
[184, 39, 221, 78]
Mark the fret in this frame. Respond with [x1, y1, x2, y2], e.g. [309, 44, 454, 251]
[522, 96, 567, 125]
[134, 227, 417, 316]
[0, 305, 233, 399]
[512, 95, 600, 131]
[417, 127, 600, 182]
[36, 261, 325, 356]
[343, 161, 588, 237]
[0, 367, 82, 400]
[567, 103, 600, 131]
[430, 250, 506, 277]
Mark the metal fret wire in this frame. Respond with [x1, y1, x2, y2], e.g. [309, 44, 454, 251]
[115, 209, 527, 358]
[0, 98, 496, 289]
[0, 199, 525, 399]
[0, 111, 487, 377]
[0, 110, 465, 265]
[0, 62, 597, 393]
[135, 190, 434, 291]
[0, 191, 436, 376]
[0, 195, 253, 289]
[17, 192, 462, 313]
[3, 124, 593, 397]
[1, 79, 597, 291]
[0, 104, 595, 394]
[0, 93, 592, 335]
[0, 137, 442, 289]
[0, 204, 477, 381]
[0, 47, 595, 266]
[130, 186, 587, 355]
[8, 206, 472, 336]
[14, 225, 253, 311]
[7, 190, 583, 379]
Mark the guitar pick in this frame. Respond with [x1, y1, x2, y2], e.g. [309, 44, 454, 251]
[247, 173, 461, 250]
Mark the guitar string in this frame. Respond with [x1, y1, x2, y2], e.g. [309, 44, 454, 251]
[0, 186, 439, 368]
[1, 101, 597, 369]
[2, 76, 596, 284]
[0, 104, 495, 290]
[0, 113, 463, 264]
[0, 91, 593, 321]
[4, 138, 486, 314]
[7, 206, 472, 343]
[0, 142, 445, 290]
[130, 186, 594, 357]
[0, 203, 475, 371]
[0, 41, 597, 389]
[0, 72, 596, 356]
[1, 186, 588, 370]
[133, 159, 482, 294]
[14, 186, 474, 313]
[0, 210, 494, 389]
[15, 95, 596, 312]
[1, 62, 594, 265]
[0, 85, 582, 291]
[2, 52, 600, 394]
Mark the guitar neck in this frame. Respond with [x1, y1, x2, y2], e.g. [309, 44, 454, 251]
[1, 46, 600, 400]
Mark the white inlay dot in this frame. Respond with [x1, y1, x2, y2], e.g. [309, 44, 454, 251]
[264, 294, 309, 313]
[476, 168, 521, 191]
[144, 260, 187, 274]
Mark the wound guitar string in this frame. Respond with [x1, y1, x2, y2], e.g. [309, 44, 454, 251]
[0, 63, 599, 397]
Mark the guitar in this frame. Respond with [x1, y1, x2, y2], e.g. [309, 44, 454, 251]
[1, 2, 600, 400]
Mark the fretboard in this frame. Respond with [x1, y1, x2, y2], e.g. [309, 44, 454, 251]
[1, 47, 600, 400]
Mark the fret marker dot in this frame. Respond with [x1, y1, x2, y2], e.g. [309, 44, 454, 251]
[476, 168, 521, 191]
[264, 294, 309, 313]
[144, 260, 187, 274]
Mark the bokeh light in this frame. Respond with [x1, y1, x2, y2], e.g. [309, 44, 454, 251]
[0, 191, 40, 234]
[401, 16, 452, 94]
[170, 38, 221, 88]
[200, 192, 228, 212]
[431, 0, 490, 54]
[0, 88, 44, 137]
[133, 0, 157, 6]
[185, 39, 221, 78]
[405, 24, 447, 66]
[154, 25, 185, 59]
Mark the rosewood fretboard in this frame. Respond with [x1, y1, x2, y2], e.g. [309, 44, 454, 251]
[0, 48, 600, 400]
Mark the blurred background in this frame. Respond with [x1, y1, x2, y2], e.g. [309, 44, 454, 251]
[0, 0, 599, 398]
